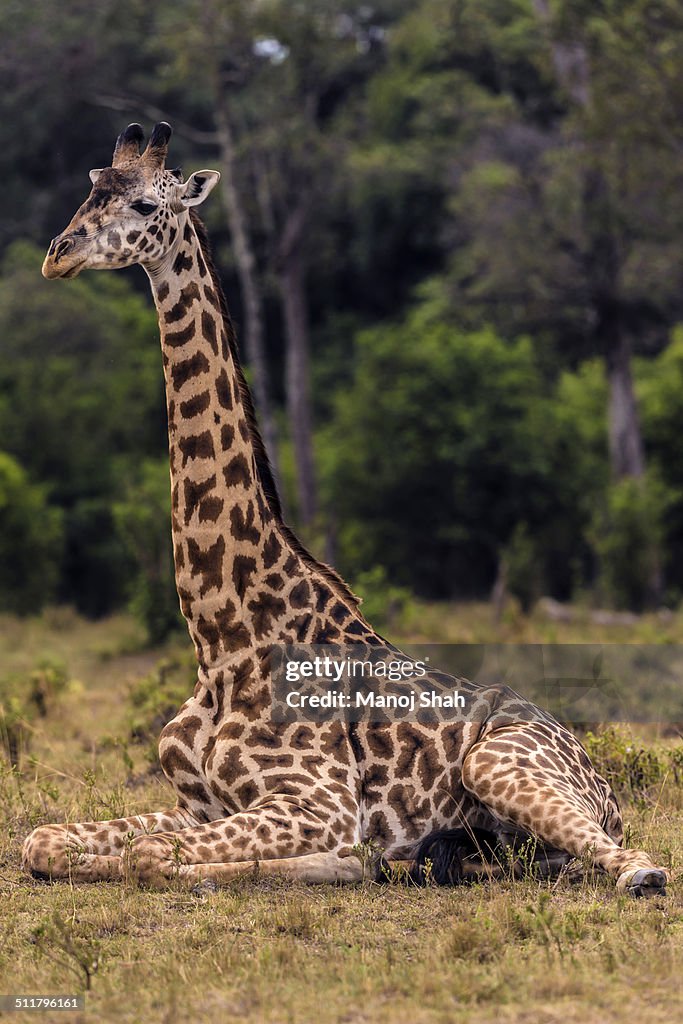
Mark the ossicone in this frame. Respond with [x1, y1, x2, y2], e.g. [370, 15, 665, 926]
[143, 122, 173, 168]
[112, 123, 144, 168]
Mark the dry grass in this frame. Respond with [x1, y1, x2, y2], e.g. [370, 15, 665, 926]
[1, 604, 682, 1024]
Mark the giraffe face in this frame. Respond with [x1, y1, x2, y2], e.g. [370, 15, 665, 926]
[42, 123, 219, 280]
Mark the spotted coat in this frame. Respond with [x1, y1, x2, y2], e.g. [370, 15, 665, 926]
[23, 124, 667, 897]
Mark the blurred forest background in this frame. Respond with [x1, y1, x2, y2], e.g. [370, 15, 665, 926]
[3, 0, 683, 640]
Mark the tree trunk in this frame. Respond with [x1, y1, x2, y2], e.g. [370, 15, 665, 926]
[532, 0, 590, 106]
[605, 330, 645, 479]
[213, 104, 280, 484]
[533, 0, 645, 482]
[280, 231, 317, 526]
[490, 556, 508, 624]
[585, 167, 645, 481]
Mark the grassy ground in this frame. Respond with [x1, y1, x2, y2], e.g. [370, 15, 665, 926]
[1, 603, 683, 1024]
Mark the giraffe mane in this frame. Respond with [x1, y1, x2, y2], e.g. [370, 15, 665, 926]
[189, 210, 362, 612]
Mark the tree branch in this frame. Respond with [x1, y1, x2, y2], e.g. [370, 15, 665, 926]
[90, 93, 218, 146]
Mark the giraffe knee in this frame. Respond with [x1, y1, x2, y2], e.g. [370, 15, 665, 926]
[22, 825, 69, 879]
[122, 834, 178, 886]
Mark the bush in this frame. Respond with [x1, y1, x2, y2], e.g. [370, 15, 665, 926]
[0, 241, 164, 616]
[0, 659, 71, 764]
[501, 523, 543, 613]
[112, 459, 182, 645]
[351, 565, 414, 631]
[639, 331, 683, 600]
[582, 726, 683, 804]
[589, 474, 671, 611]
[0, 451, 63, 614]
[319, 308, 597, 600]
[127, 652, 196, 767]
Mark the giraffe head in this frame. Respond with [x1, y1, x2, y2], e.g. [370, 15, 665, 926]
[42, 122, 220, 280]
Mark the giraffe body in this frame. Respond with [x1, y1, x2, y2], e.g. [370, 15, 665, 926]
[23, 124, 667, 898]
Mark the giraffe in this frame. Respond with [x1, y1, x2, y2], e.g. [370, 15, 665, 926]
[23, 122, 668, 898]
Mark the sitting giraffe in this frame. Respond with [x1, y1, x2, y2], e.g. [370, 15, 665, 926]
[24, 122, 667, 898]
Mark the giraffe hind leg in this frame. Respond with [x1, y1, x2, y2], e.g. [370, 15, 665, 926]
[460, 727, 668, 898]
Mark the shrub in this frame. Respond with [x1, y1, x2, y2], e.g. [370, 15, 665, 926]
[0, 241, 164, 616]
[319, 311, 598, 601]
[582, 727, 680, 803]
[0, 452, 63, 615]
[127, 652, 196, 767]
[352, 565, 414, 631]
[0, 659, 71, 764]
[113, 459, 182, 645]
[502, 523, 543, 613]
[589, 474, 672, 611]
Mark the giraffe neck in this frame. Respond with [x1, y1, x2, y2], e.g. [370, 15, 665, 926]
[145, 212, 360, 670]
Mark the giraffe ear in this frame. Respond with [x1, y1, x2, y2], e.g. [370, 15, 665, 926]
[177, 169, 220, 208]
[89, 168, 104, 184]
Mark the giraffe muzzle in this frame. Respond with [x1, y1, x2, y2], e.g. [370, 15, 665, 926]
[43, 233, 88, 279]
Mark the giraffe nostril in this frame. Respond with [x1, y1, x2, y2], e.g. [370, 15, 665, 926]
[54, 238, 74, 261]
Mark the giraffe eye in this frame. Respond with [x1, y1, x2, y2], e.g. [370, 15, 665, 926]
[130, 201, 158, 216]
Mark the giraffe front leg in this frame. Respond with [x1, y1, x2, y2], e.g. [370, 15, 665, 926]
[123, 794, 365, 888]
[22, 806, 198, 882]
[181, 850, 369, 884]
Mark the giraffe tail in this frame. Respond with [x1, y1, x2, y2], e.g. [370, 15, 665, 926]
[409, 827, 501, 885]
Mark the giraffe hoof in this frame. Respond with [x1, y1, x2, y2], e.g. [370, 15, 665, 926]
[621, 868, 668, 899]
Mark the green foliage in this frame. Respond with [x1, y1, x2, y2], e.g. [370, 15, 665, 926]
[502, 523, 542, 614]
[582, 727, 683, 804]
[0, 451, 63, 614]
[0, 242, 164, 616]
[0, 658, 71, 764]
[351, 565, 414, 632]
[127, 653, 196, 765]
[639, 331, 683, 600]
[589, 474, 671, 611]
[112, 459, 181, 644]
[320, 309, 592, 598]
[3, 1, 683, 615]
